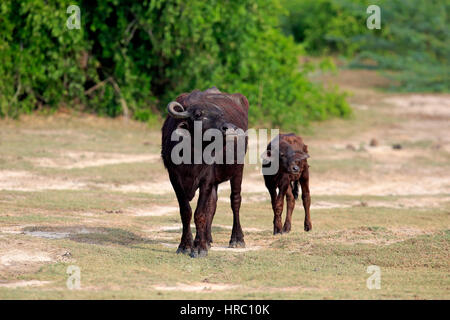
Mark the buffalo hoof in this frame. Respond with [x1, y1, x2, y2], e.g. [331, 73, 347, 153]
[190, 249, 208, 258]
[304, 221, 312, 232]
[176, 247, 191, 255]
[282, 225, 291, 233]
[273, 230, 283, 235]
[229, 240, 245, 248]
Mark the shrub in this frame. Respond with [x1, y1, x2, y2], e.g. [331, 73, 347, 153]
[281, 0, 449, 92]
[354, 0, 450, 92]
[280, 0, 367, 56]
[0, 1, 90, 117]
[0, 0, 351, 127]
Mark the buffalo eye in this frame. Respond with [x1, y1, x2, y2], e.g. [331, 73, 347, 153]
[194, 110, 203, 119]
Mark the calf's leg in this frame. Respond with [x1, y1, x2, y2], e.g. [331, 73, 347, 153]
[283, 185, 295, 233]
[273, 182, 288, 235]
[300, 169, 312, 231]
[266, 184, 281, 234]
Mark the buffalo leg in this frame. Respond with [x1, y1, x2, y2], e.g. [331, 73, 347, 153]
[283, 185, 295, 233]
[229, 170, 245, 248]
[206, 184, 218, 248]
[169, 172, 193, 254]
[267, 185, 277, 211]
[300, 168, 312, 231]
[191, 183, 214, 258]
[267, 186, 280, 233]
[273, 182, 288, 235]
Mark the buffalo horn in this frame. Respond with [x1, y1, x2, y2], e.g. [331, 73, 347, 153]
[167, 101, 190, 119]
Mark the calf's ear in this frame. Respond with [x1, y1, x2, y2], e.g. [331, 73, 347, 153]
[300, 152, 310, 160]
[231, 93, 249, 111]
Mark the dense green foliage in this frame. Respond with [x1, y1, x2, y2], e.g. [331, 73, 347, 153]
[354, 0, 449, 92]
[281, 0, 367, 56]
[0, 2, 91, 118]
[0, 0, 350, 127]
[281, 0, 449, 92]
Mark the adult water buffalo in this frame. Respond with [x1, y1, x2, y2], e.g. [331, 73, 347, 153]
[161, 87, 249, 257]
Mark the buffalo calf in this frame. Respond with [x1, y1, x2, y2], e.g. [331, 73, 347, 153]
[262, 133, 312, 234]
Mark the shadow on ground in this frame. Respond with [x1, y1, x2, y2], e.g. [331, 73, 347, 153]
[22, 225, 154, 246]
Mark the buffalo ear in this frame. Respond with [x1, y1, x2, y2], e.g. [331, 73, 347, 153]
[230, 93, 249, 111]
[300, 152, 310, 160]
[177, 121, 189, 130]
[261, 150, 273, 164]
[174, 121, 190, 137]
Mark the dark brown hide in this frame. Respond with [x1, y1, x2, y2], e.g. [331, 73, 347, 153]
[263, 133, 312, 234]
[161, 87, 249, 257]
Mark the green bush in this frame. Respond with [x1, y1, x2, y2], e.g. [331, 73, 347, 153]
[0, 0, 351, 127]
[280, 0, 367, 56]
[353, 0, 450, 92]
[0, 1, 91, 117]
[281, 0, 449, 92]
